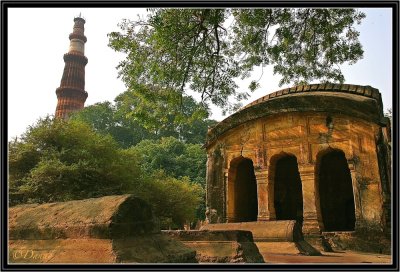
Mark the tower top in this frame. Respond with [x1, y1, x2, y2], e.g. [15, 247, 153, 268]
[74, 13, 85, 23]
[70, 15, 87, 45]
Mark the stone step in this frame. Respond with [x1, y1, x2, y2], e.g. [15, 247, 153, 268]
[162, 230, 265, 263]
[200, 221, 322, 259]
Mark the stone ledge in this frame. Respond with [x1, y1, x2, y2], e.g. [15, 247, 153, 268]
[162, 230, 264, 263]
[162, 229, 254, 242]
[242, 84, 380, 110]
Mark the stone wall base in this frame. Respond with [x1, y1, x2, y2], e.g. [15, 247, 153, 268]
[304, 235, 334, 253]
[321, 231, 391, 255]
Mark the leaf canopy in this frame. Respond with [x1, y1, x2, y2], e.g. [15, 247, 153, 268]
[108, 8, 365, 113]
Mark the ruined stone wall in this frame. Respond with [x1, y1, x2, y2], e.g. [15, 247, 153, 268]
[205, 84, 390, 237]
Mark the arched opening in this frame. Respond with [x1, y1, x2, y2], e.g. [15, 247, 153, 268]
[316, 149, 355, 231]
[271, 154, 303, 224]
[228, 157, 258, 222]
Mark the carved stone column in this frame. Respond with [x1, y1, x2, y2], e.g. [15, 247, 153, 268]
[348, 162, 363, 230]
[205, 147, 224, 223]
[223, 170, 228, 222]
[225, 168, 235, 222]
[255, 170, 270, 221]
[298, 163, 321, 235]
[205, 152, 214, 223]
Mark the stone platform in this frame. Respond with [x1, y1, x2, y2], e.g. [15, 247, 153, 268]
[200, 221, 321, 257]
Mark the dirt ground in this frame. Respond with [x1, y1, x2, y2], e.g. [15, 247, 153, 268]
[262, 250, 392, 264]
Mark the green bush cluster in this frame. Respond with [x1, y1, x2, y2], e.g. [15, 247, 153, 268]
[9, 117, 205, 229]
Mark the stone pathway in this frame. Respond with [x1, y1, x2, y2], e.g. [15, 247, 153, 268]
[262, 250, 392, 264]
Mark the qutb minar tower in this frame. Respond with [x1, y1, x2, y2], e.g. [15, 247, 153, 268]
[55, 16, 88, 119]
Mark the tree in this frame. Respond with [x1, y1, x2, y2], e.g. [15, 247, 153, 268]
[131, 137, 207, 186]
[137, 171, 204, 229]
[114, 86, 214, 142]
[9, 117, 142, 205]
[71, 91, 217, 146]
[108, 8, 365, 114]
[70, 101, 152, 148]
[131, 137, 207, 223]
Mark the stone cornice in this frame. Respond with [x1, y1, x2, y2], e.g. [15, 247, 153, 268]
[56, 87, 88, 100]
[63, 52, 88, 65]
[242, 84, 381, 110]
[69, 33, 87, 43]
[204, 84, 384, 149]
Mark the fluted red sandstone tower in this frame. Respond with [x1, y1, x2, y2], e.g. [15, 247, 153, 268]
[55, 16, 88, 119]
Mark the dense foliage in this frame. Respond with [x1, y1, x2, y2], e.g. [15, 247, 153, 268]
[70, 91, 217, 147]
[69, 96, 211, 226]
[131, 137, 207, 223]
[135, 171, 203, 228]
[114, 87, 217, 143]
[70, 101, 151, 148]
[8, 117, 140, 204]
[8, 117, 203, 229]
[131, 137, 206, 185]
[109, 8, 365, 114]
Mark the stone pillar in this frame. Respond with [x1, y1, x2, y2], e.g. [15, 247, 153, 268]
[298, 163, 321, 235]
[348, 162, 363, 230]
[205, 152, 213, 223]
[255, 170, 270, 221]
[223, 170, 228, 222]
[226, 168, 236, 223]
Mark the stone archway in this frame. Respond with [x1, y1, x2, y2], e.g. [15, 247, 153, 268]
[315, 148, 356, 231]
[227, 156, 258, 222]
[269, 153, 303, 224]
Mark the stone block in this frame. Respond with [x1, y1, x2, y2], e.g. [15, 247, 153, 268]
[9, 195, 197, 263]
[9, 195, 156, 240]
[200, 221, 302, 242]
[162, 230, 264, 263]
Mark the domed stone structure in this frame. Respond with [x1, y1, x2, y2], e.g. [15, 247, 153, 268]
[204, 83, 391, 239]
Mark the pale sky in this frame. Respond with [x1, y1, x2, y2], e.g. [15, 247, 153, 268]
[7, 8, 393, 141]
